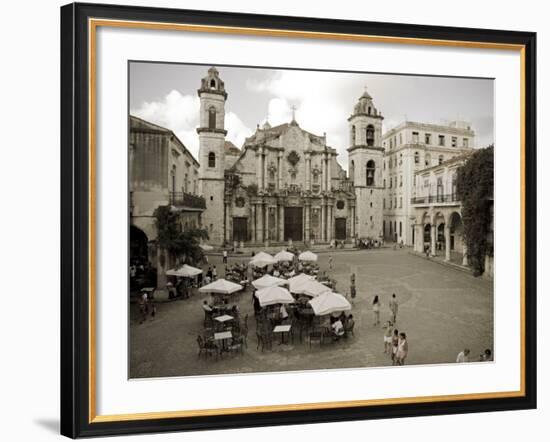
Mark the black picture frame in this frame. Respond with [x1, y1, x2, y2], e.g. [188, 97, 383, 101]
[60, 2, 537, 438]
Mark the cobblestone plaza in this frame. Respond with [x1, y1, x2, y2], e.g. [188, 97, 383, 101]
[129, 249, 493, 378]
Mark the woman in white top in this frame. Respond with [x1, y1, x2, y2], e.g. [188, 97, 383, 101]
[372, 295, 381, 326]
[396, 332, 409, 365]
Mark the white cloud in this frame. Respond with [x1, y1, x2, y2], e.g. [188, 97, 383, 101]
[248, 71, 361, 169]
[130, 90, 253, 160]
[225, 112, 253, 148]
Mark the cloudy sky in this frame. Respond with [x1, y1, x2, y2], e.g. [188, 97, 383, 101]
[130, 62, 494, 168]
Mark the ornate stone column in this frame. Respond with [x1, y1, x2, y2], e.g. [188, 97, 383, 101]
[321, 203, 326, 242]
[445, 225, 451, 261]
[431, 224, 437, 256]
[263, 149, 268, 191]
[251, 204, 256, 242]
[305, 202, 311, 242]
[256, 203, 264, 243]
[415, 224, 423, 252]
[279, 203, 285, 242]
[277, 151, 283, 191]
[256, 149, 263, 189]
[265, 204, 271, 243]
[305, 152, 311, 191]
[327, 153, 332, 192]
[321, 156, 326, 192]
[327, 200, 334, 242]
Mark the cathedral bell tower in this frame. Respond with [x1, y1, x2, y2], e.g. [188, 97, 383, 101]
[347, 88, 385, 239]
[197, 67, 227, 245]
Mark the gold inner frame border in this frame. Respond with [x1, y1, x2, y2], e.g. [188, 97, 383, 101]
[87, 18, 527, 424]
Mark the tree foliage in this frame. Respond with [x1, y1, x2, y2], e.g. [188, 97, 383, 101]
[153, 205, 209, 266]
[456, 145, 494, 276]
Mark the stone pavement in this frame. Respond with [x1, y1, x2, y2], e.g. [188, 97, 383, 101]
[129, 248, 493, 378]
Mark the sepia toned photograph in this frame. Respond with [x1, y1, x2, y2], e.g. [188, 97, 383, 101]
[128, 62, 495, 379]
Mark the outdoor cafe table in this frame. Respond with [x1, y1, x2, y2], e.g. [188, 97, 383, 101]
[273, 324, 292, 345]
[214, 331, 232, 351]
[214, 314, 234, 323]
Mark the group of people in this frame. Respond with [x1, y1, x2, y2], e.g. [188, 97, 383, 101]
[456, 347, 493, 363]
[383, 322, 408, 365]
[373, 294, 407, 365]
[330, 313, 355, 339]
[371, 293, 399, 326]
[203, 266, 218, 285]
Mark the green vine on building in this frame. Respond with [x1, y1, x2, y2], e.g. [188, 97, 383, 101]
[456, 145, 494, 276]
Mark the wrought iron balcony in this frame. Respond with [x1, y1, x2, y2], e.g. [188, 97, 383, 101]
[169, 192, 206, 210]
[410, 193, 460, 205]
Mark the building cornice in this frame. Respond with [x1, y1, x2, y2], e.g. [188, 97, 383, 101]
[197, 88, 228, 100]
[383, 121, 475, 139]
[347, 145, 385, 153]
[196, 127, 228, 136]
[347, 113, 384, 122]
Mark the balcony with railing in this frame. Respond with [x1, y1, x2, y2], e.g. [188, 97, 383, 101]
[169, 192, 206, 210]
[411, 193, 460, 206]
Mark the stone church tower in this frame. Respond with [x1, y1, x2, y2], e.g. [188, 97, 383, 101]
[197, 67, 227, 245]
[348, 89, 385, 239]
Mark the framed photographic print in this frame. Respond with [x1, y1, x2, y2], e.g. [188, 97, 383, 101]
[60, 2, 537, 438]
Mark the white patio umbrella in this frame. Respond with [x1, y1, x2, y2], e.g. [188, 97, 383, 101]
[252, 274, 288, 290]
[165, 264, 202, 278]
[287, 273, 314, 294]
[274, 250, 294, 262]
[255, 286, 295, 307]
[198, 278, 242, 294]
[301, 279, 331, 298]
[308, 292, 352, 316]
[249, 251, 277, 268]
[298, 250, 318, 262]
[199, 244, 214, 251]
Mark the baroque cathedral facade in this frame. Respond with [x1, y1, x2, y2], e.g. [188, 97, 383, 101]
[197, 67, 474, 247]
[197, 67, 383, 247]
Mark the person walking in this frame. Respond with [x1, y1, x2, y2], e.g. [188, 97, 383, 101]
[328, 255, 333, 271]
[389, 293, 398, 323]
[456, 348, 470, 363]
[395, 332, 408, 365]
[372, 295, 381, 326]
[222, 249, 228, 264]
[212, 265, 218, 281]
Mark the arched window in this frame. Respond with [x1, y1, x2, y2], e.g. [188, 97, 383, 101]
[368, 106, 371, 115]
[425, 153, 431, 167]
[349, 160, 355, 182]
[210, 79, 216, 89]
[414, 151, 420, 164]
[366, 125, 375, 147]
[351, 125, 356, 145]
[366, 160, 375, 186]
[208, 107, 216, 129]
[208, 152, 216, 168]
[438, 155, 444, 165]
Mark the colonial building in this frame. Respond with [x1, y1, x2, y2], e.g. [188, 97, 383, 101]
[410, 153, 471, 264]
[129, 115, 205, 283]
[198, 67, 357, 246]
[381, 121, 475, 245]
